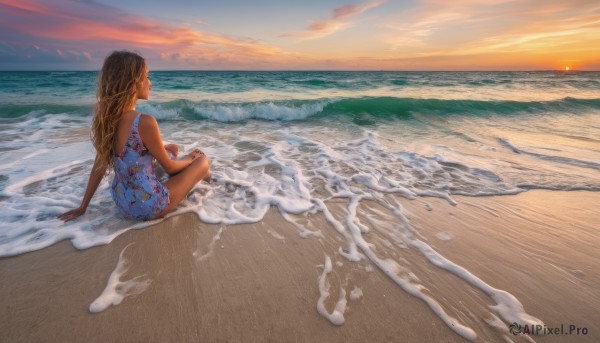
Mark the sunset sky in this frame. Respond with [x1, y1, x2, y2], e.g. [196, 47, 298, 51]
[1, 0, 599, 70]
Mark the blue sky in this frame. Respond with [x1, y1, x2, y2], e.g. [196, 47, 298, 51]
[1, 0, 598, 70]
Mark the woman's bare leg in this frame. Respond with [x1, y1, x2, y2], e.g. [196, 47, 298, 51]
[154, 155, 210, 219]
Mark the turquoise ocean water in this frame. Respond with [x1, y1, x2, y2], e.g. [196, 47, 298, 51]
[1, 69, 599, 250]
[1, 71, 599, 339]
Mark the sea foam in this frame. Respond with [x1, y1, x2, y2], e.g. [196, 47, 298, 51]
[89, 245, 151, 313]
[2, 71, 598, 339]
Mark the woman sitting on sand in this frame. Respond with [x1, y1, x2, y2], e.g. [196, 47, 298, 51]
[58, 50, 210, 222]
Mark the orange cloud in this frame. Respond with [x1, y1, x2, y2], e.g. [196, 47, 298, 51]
[380, 0, 600, 69]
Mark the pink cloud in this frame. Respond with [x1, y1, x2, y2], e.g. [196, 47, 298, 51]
[333, 0, 386, 18]
[0, 0, 51, 15]
[284, 0, 386, 40]
[0, 0, 294, 68]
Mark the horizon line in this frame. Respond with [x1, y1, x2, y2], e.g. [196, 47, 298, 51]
[0, 69, 597, 72]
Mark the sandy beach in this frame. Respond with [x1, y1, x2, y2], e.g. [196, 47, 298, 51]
[1, 190, 598, 342]
[2, 1, 600, 341]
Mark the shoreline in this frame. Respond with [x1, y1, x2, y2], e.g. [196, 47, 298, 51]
[1, 190, 598, 342]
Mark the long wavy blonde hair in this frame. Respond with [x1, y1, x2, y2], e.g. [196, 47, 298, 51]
[92, 51, 146, 172]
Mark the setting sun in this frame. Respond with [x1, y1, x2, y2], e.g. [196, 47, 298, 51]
[565, 66, 570, 71]
[1, 1, 600, 70]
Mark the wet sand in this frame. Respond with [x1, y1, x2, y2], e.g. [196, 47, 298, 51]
[1, 190, 598, 342]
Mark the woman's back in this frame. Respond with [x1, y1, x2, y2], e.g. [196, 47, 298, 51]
[111, 112, 170, 220]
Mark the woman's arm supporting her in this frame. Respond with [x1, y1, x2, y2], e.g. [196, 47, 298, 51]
[138, 114, 201, 174]
[57, 154, 107, 222]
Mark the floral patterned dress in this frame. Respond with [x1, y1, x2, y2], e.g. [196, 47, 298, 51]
[111, 113, 170, 220]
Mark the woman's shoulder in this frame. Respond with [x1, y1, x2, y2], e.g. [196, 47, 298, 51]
[138, 113, 158, 127]
[137, 113, 160, 138]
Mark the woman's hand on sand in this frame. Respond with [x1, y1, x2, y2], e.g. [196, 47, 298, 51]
[57, 206, 86, 222]
[164, 144, 179, 159]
